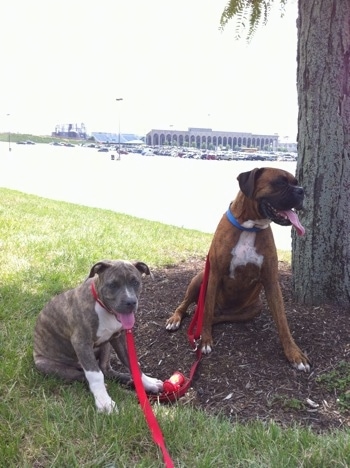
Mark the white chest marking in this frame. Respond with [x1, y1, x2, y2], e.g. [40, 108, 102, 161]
[94, 303, 123, 345]
[230, 231, 264, 278]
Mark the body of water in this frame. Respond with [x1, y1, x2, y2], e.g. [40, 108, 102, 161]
[0, 143, 297, 250]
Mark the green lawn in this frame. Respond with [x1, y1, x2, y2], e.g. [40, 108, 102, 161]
[1, 188, 349, 467]
[0, 131, 86, 146]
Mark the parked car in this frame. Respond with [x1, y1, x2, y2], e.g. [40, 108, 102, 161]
[217, 152, 233, 161]
[17, 140, 36, 145]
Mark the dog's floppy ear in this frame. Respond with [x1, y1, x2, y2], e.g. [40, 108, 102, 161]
[88, 261, 112, 278]
[237, 168, 265, 198]
[134, 261, 152, 278]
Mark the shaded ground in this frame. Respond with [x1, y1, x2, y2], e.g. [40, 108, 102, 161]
[125, 258, 350, 431]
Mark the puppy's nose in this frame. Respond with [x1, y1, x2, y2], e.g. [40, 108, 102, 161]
[125, 298, 137, 307]
[296, 187, 304, 196]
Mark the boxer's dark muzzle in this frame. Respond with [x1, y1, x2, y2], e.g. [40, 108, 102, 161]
[258, 186, 304, 227]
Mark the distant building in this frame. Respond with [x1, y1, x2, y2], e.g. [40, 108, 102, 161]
[91, 132, 144, 144]
[146, 127, 279, 150]
[52, 123, 87, 139]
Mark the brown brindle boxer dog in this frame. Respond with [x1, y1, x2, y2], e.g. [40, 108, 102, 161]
[166, 167, 310, 371]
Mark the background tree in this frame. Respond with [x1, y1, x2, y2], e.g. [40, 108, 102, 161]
[221, 0, 350, 306]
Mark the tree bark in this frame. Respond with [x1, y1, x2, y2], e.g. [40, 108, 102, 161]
[293, 0, 350, 305]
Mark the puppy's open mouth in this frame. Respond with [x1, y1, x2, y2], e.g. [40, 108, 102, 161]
[116, 312, 135, 330]
[260, 202, 305, 236]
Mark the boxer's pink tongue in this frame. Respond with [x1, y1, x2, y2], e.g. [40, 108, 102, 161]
[116, 312, 135, 330]
[280, 209, 305, 236]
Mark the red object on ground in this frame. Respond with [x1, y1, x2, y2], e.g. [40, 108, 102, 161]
[163, 372, 185, 393]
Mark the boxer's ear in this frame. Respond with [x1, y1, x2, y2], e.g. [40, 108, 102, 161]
[134, 261, 153, 278]
[237, 168, 265, 198]
[88, 261, 112, 278]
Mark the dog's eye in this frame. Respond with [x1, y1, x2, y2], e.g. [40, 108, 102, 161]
[107, 281, 119, 289]
[131, 278, 140, 288]
[272, 176, 289, 187]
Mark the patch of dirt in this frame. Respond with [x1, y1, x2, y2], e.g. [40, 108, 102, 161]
[129, 258, 350, 431]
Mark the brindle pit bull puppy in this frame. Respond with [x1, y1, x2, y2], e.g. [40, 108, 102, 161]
[166, 167, 311, 372]
[34, 260, 163, 413]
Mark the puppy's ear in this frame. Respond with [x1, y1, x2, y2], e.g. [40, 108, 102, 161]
[134, 262, 153, 278]
[237, 168, 265, 198]
[88, 261, 112, 278]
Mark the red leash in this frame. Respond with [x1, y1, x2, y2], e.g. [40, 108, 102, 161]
[148, 255, 210, 403]
[187, 255, 210, 349]
[126, 329, 174, 468]
[125, 256, 210, 466]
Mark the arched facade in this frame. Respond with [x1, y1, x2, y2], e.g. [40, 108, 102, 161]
[146, 127, 278, 150]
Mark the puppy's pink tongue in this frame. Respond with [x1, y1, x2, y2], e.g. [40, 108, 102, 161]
[280, 209, 305, 236]
[116, 312, 135, 330]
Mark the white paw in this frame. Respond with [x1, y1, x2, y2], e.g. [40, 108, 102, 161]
[201, 344, 212, 354]
[165, 321, 181, 331]
[85, 370, 118, 414]
[141, 373, 164, 393]
[293, 361, 311, 372]
[96, 396, 118, 414]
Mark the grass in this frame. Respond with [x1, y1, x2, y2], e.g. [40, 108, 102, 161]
[316, 361, 350, 411]
[0, 131, 87, 146]
[1, 188, 349, 467]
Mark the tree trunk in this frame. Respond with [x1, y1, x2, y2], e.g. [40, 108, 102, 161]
[293, 0, 350, 305]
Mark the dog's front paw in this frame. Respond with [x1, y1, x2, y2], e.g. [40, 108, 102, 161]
[293, 361, 311, 372]
[141, 373, 164, 393]
[286, 347, 311, 372]
[201, 332, 214, 354]
[86, 370, 118, 414]
[165, 313, 182, 331]
[201, 343, 213, 354]
[95, 395, 118, 414]
[291, 354, 311, 372]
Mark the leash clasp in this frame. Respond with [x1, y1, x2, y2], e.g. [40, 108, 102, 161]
[191, 336, 201, 352]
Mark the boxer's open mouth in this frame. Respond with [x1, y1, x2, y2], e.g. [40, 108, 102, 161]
[259, 201, 305, 236]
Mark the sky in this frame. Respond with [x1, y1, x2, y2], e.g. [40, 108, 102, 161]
[0, 0, 298, 140]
